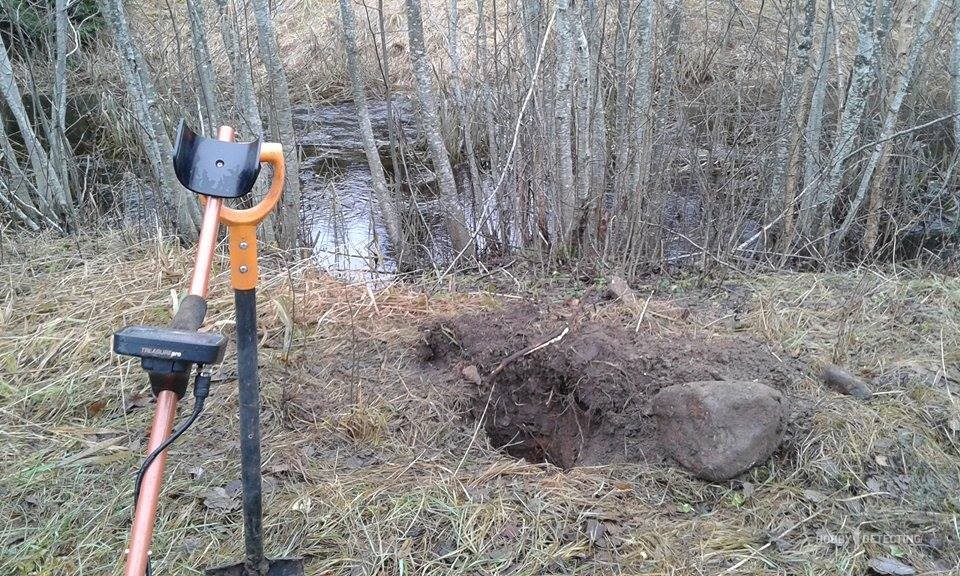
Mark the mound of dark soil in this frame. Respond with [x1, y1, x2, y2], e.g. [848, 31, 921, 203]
[421, 302, 801, 469]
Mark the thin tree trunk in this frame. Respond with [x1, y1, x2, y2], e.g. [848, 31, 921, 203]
[338, 0, 408, 267]
[448, 0, 492, 244]
[251, 0, 302, 248]
[0, 118, 45, 231]
[51, 0, 75, 221]
[572, 6, 591, 246]
[405, 0, 475, 258]
[98, 0, 200, 239]
[768, 0, 817, 241]
[625, 0, 655, 234]
[555, 0, 576, 249]
[835, 0, 942, 251]
[802, 0, 883, 245]
[476, 0, 501, 181]
[187, 0, 219, 130]
[0, 33, 70, 226]
[215, 0, 276, 243]
[799, 6, 834, 229]
[585, 0, 607, 238]
[611, 0, 631, 205]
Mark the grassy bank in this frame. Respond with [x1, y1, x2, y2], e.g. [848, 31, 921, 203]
[1, 231, 958, 574]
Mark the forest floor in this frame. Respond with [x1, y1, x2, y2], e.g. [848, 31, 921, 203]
[1, 231, 959, 575]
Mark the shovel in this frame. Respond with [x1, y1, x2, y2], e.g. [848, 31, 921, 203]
[113, 121, 303, 576]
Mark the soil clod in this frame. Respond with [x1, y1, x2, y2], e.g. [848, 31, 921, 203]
[651, 380, 787, 480]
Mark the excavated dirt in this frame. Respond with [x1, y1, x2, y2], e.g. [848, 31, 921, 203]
[421, 301, 801, 469]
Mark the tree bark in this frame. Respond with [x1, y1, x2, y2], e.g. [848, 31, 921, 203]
[0, 33, 70, 226]
[768, 0, 817, 241]
[251, 0, 303, 248]
[215, 0, 276, 243]
[836, 0, 942, 251]
[572, 5, 591, 246]
[98, 0, 200, 239]
[555, 0, 576, 249]
[339, 0, 408, 266]
[187, 0, 220, 130]
[801, 0, 883, 245]
[406, 0, 475, 258]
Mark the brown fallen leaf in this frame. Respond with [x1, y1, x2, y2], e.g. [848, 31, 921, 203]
[86, 399, 108, 417]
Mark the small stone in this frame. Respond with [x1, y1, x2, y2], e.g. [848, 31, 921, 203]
[651, 380, 787, 481]
[605, 276, 638, 305]
[867, 556, 915, 575]
[821, 365, 872, 400]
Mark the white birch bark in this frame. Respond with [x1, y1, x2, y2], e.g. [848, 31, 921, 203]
[50, 0, 75, 217]
[802, 10, 834, 202]
[802, 0, 882, 241]
[611, 0, 631, 204]
[251, 0, 303, 248]
[769, 0, 817, 230]
[833, 0, 942, 249]
[625, 0, 655, 221]
[406, 0, 475, 258]
[448, 0, 491, 241]
[338, 0, 407, 265]
[572, 7, 591, 243]
[555, 0, 576, 247]
[0, 33, 69, 224]
[98, 0, 200, 238]
[215, 0, 275, 243]
[186, 0, 219, 130]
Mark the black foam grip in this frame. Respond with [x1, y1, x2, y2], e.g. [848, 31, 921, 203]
[171, 295, 207, 331]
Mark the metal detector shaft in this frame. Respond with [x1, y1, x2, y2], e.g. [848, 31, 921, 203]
[235, 287, 268, 573]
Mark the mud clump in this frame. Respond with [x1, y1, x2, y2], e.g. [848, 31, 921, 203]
[421, 302, 799, 474]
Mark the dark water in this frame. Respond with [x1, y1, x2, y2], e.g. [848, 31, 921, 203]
[295, 98, 462, 282]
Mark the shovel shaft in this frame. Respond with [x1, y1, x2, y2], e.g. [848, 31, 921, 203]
[235, 288, 267, 573]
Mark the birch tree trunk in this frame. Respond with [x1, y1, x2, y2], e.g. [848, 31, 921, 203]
[215, 0, 276, 243]
[835, 0, 942, 251]
[768, 0, 817, 240]
[338, 0, 408, 266]
[405, 0, 475, 258]
[554, 0, 576, 249]
[448, 0, 492, 243]
[0, 120, 46, 231]
[611, 0, 631, 206]
[625, 0, 655, 230]
[50, 0, 75, 219]
[0, 34, 70, 225]
[187, 0, 219, 130]
[801, 8, 834, 220]
[98, 0, 200, 239]
[572, 7, 591, 245]
[251, 0, 302, 248]
[584, 0, 606, 236]
[801, 0, 882, 244]
[476, 0, 501, 180]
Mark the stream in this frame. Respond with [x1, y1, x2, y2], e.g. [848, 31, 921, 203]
[295, 98, 463, 281]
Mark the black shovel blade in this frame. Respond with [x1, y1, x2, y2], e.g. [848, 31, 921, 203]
[204, 558, 304, 576]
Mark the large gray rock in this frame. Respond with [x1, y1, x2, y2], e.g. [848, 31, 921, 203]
[651, 381, 787, 481]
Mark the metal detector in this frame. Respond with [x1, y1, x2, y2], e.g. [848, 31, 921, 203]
[113, 121, 303, 576]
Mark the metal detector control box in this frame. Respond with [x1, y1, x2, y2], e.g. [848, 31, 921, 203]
[113, 325, 227, 373]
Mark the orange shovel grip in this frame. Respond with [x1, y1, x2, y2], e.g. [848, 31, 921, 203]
[219, 142, 285, 226]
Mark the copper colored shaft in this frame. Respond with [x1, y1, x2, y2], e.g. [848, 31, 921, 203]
[188, 125, 234, 297]
[125, 125, 236, 575]
[124, 390, 178, 576]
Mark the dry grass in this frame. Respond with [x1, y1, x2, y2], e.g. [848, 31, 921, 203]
[1, 231, 959, 575]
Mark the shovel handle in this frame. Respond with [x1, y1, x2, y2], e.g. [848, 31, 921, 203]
[217, 142, 285, 227]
